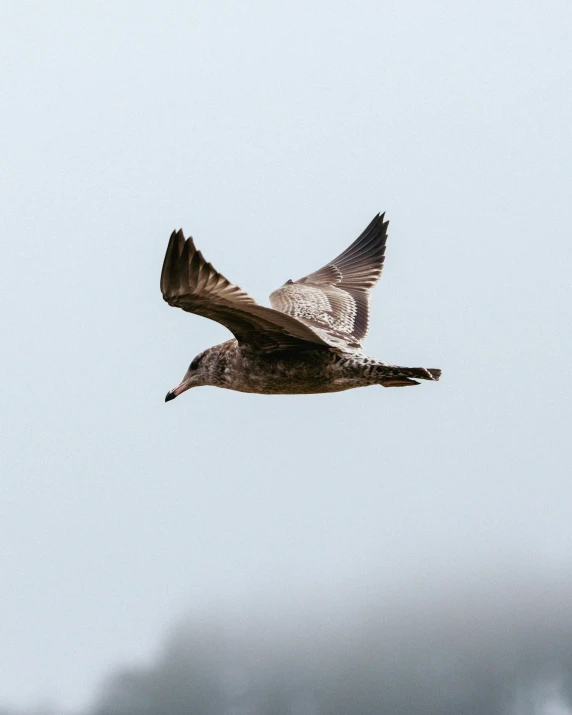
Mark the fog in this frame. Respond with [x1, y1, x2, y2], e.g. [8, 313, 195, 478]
[90, 566, 572, 715]
[3, 565, 572, 715]
[90, 571, 572, 715]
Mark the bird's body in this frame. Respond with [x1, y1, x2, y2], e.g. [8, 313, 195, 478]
[185, 339, 439, 395]
[161, 212, 441, 400]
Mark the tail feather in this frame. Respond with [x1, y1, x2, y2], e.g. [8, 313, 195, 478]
[380, 377, 420, 388]
[378, 365, 441, 387]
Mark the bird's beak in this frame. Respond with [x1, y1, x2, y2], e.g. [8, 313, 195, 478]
[164, 380, 192, 402]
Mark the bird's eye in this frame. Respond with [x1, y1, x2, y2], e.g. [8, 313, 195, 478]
[190, 355, 203, 371]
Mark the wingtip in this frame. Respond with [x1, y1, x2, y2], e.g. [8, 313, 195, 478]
[161, 228, 188, 297]
[168, 228, 186, 244]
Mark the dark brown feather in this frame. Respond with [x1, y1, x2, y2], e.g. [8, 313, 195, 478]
[160, 230, 334, 353]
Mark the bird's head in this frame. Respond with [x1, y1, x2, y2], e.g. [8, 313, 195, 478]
[165, 350, 209, 402]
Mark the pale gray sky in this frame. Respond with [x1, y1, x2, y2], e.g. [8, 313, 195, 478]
[1, 0, 571, 712]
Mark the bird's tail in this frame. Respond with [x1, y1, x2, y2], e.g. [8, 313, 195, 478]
[378, 366, 441, 388]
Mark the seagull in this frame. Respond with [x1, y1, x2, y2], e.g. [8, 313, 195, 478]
[161, 213, 441, 401]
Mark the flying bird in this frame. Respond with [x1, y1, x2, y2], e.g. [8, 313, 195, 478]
[161, 213, 441, 400]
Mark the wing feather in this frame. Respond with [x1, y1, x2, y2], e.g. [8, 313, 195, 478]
[270, 213, 388, 349]
[160, 230, 334, 352]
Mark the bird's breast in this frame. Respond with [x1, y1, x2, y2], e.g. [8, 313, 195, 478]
[217, 347, 354, 395]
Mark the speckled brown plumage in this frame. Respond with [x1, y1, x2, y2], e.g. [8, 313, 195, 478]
[161, 212, 441, 400]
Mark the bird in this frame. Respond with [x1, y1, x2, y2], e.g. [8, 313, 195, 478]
[161, 212, 441, 401]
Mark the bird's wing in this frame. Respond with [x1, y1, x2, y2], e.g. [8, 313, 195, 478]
[160, 229, 335, 353]
[269, 213, 389, 351]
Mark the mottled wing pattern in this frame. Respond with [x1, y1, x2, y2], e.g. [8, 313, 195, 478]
[269, 213, 389, 350]
[160, 230, 332, 352]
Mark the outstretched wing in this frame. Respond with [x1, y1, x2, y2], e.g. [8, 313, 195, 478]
[160, 229, 334, 353]
[269, 213, 388, 350]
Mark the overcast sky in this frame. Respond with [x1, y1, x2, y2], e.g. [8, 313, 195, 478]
[1, 1, 572, 712]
